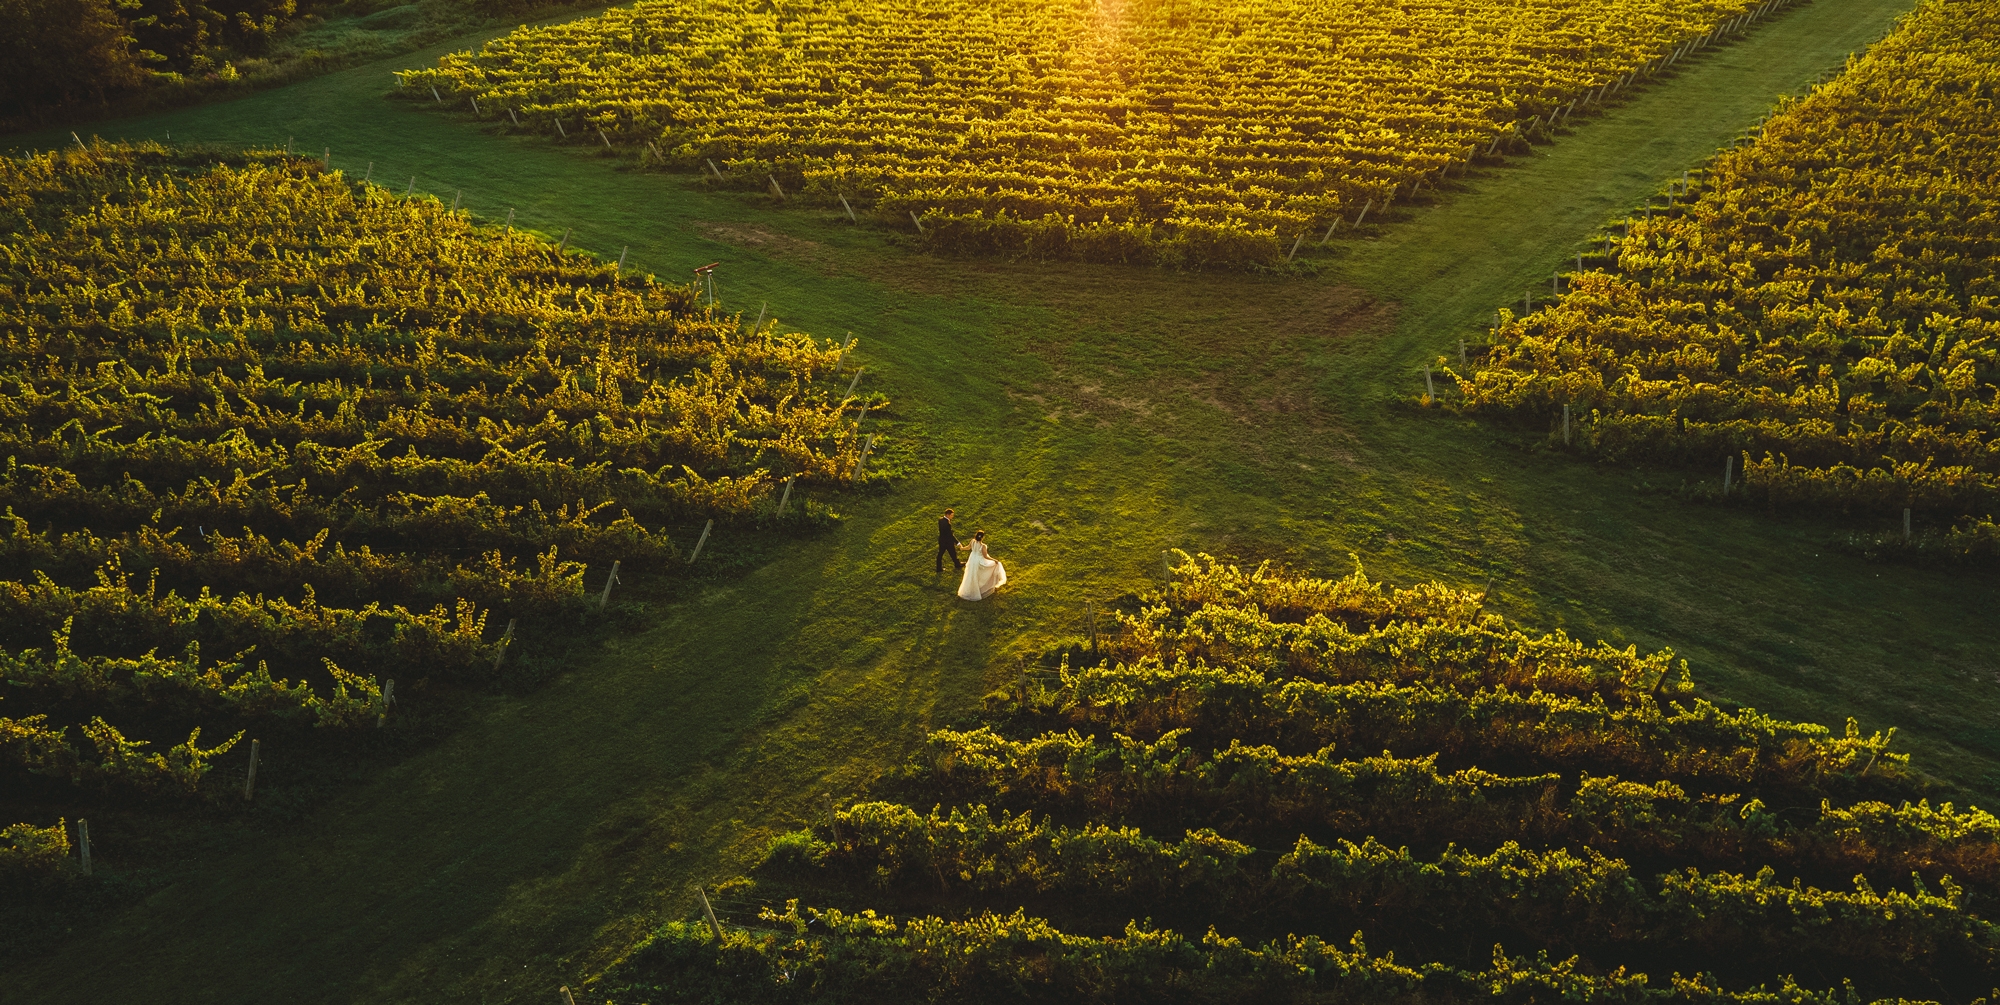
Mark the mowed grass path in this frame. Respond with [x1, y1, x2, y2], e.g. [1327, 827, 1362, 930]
[6, 0, 1986, 1000]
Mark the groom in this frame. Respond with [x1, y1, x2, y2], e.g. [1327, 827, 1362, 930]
[936, 508, 966, 573]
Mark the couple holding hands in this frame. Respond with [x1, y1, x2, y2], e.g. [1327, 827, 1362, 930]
[935, 508, 1006, 601]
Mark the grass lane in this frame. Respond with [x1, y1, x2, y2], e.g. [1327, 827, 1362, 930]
[7, 0, 1988, 1000]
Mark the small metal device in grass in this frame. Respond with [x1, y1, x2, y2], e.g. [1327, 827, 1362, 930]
[693, 261, 720, 306]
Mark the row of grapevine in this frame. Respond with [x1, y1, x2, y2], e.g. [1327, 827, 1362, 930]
[395, 0, 1799, 267]
[1451, 0, 2000, 528]
[603, 555, 1990, 1001]
[0, 142, 873, 870]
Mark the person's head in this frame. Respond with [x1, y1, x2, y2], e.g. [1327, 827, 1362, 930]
[943, 508, 954, 518]
[973, 530, 986, 541]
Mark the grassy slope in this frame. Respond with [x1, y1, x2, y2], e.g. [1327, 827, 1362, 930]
[4, 0, 1985, 1000]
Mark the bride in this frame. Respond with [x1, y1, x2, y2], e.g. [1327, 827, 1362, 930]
[956, 530, 1007, 601]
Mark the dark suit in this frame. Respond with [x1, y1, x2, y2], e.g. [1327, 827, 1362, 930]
[936, 516, 963, 571]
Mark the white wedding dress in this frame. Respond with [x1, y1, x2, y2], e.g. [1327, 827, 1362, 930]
[957, 540, 1007, 601]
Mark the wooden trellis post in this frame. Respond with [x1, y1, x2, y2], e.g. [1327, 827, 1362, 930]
[853, 434, 877, 478]
[1904, 508, 1913, 541]
[688, 521, 714, 564]
[777, 475, 796, 515]
[840, 194, 858, 222]
[768, 174, 787, 200]
[909, 211, 926, 234]
[377, 680, 395, 728]
[243, 740, 260, 799]
[493, 618, 516, 670]
[599, 561, 622, 608]
[617, 247, 629, 274]
[1562, 404, 1572, 445]
[1424, 365, 1435, 404]
[77, 819, 91, 875]
[559, 228, 571, 252]
[1723, 456, 1734, 495]
[698, 888, 724, 941]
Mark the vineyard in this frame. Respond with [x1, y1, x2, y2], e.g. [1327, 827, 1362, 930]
[1453, 0, 2000, 534]
[604, 555, 1991, 1002]
[0, 142, 870, 869]
[394, 0, 1799, 268]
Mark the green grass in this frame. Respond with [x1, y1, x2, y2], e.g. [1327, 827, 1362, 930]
[5, 0, 1986, 999]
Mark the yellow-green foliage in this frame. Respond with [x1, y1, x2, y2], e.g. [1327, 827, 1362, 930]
[0, 818, 70, 875]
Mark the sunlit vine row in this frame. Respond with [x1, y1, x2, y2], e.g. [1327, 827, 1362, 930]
[0, 142, 866, 836]
[603, 555, 1987, 1001]
[397, 0, 1796, 266]
[1454, 0, 2000, 525]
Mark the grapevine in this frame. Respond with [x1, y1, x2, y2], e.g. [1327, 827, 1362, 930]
[609, 555, 1993, 999]
[1453, 0, 2000, 529]
[397, 0, 1796, 267]
[0, 142, 872, 831]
